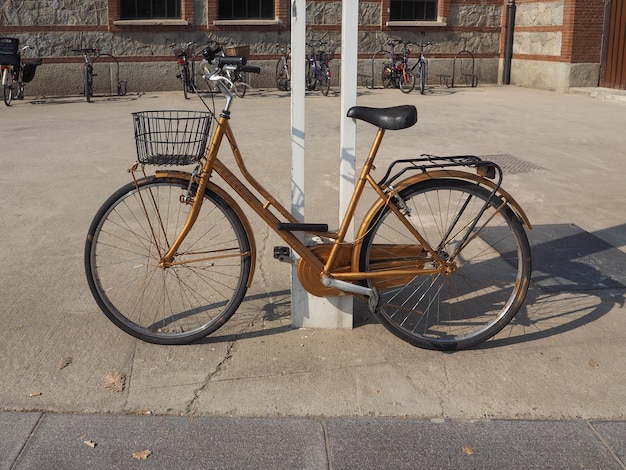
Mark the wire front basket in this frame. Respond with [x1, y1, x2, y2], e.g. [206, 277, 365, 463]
[133, 110, 213, 166]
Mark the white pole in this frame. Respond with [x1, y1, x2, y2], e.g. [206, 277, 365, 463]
[340, 0, 358, 241]
[290, 0, 358, 329]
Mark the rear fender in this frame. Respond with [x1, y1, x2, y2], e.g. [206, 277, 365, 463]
[352, 170, 531, 269]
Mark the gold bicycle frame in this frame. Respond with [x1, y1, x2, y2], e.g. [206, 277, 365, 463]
[159, 110, 445, 286]
[158, 104, 530, 297]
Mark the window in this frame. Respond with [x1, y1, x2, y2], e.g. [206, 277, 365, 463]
[390, 0, 437, 21]
[218, 0, 274, 20]
[121, 0, 181, 19]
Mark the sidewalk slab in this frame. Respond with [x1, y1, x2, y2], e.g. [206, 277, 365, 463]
[0, 413, 41, 470]
[11, 414, 327, 470]
[5, 413, 626, 469]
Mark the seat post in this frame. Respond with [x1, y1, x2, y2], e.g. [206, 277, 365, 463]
[324, 127, 386, 273]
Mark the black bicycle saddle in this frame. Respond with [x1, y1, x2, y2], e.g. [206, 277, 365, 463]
[347, 105, 417, 130]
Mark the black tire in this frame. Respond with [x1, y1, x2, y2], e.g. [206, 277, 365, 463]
[306, 59, 317, 91]
[3, 83, 13, 106]
[320, 63, 331, 96]
[276, 57, 290, 91]
[85, 176, 252, 345]
[418, 61, 426, 95]
[360, 179, 531, 351]
[180, 65, 189, 99]
[381, 65, 393, 88]
[399, 69, 415, 94]
[84, 66, 93, 102]
[233, 72, 247, 98]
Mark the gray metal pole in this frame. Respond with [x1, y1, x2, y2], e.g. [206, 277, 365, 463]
[503, 0, 516, 85]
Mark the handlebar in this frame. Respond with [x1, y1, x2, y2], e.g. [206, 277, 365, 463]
[72, 48, 99, 54]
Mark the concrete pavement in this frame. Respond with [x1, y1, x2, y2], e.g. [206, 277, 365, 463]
[1, 84, 625, 468]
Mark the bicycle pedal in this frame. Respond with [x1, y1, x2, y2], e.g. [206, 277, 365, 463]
[273, 246, 293, 264]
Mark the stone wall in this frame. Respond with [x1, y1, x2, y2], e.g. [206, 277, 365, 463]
[1, 0, 605, 96]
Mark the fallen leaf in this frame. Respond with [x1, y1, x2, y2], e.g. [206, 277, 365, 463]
[28, 392, 42, 397]
[132, 449, 152, 460]
[588, 359, 599, 369]
[58, 356, 73, 371]
[104, 372, 126, 393]
[83, 440, 96, 448]
[462, 446, 474, 455]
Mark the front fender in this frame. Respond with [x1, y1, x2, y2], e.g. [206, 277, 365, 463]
[155, 170, 256, 288]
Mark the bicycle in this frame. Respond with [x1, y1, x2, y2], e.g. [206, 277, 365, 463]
[171, 41, 196, 100]
[410, 41, 434, 95]
[305, 41, 333, 96]
[72, 47, 127, 102]
[199, 41, 249, 98]
[381, 40, 415, 94]
[0, 38, 42, 106]
[84, 56, 532, 351]
[275, 43, 290, 91]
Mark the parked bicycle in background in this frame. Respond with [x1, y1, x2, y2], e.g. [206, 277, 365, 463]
[306, 41, 333, 96]
[381, 39, 415, 94]
[72, 47, 126, 102]
[171, 41, 196, 99]
[0, 37, 43, 106]
[275, 43, 290, 91]
[199, 41, 250, 98]
[410, 41, 435, 95]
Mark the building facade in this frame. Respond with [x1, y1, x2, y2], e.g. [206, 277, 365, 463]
[0, 0, 622, 96]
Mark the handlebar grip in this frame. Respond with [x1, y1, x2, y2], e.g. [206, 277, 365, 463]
[241, 65, 261, 74]
[216, 56, 247, 67]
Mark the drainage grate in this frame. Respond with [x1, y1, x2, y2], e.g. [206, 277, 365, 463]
[480, 154, 546, 175]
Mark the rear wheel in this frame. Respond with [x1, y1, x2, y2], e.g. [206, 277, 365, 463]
[360, 179, 531, 350]
[381, 65, 393, 88]
[85, 176, 252, 344]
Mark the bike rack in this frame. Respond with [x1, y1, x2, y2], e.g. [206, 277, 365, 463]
[363, 49, 388, 89]
[447, 50, 478, 88]
[92, 53, 127, 96]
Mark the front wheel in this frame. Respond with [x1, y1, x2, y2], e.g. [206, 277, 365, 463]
[399, 69, 415, 94]
[85, 176, 252, 345]
[180, 65, 189, 99]
[360, 179, 531, 351]
[3, 68, 14, 106]
[84, 66, 93, 102]
[276, 57, 290, 91]
[305, 60, 317, 91]
[417, 61, 427, 95]
[233, 71, 247, 98]
[320, 63, 331, 96]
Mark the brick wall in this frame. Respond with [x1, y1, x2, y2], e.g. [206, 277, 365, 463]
[562, 0, 605, 63]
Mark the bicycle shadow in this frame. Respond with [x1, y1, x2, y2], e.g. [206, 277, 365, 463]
[25, 92, 146, 105]
[474, 223, 626, 349]
[191, 223, 626, 349]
